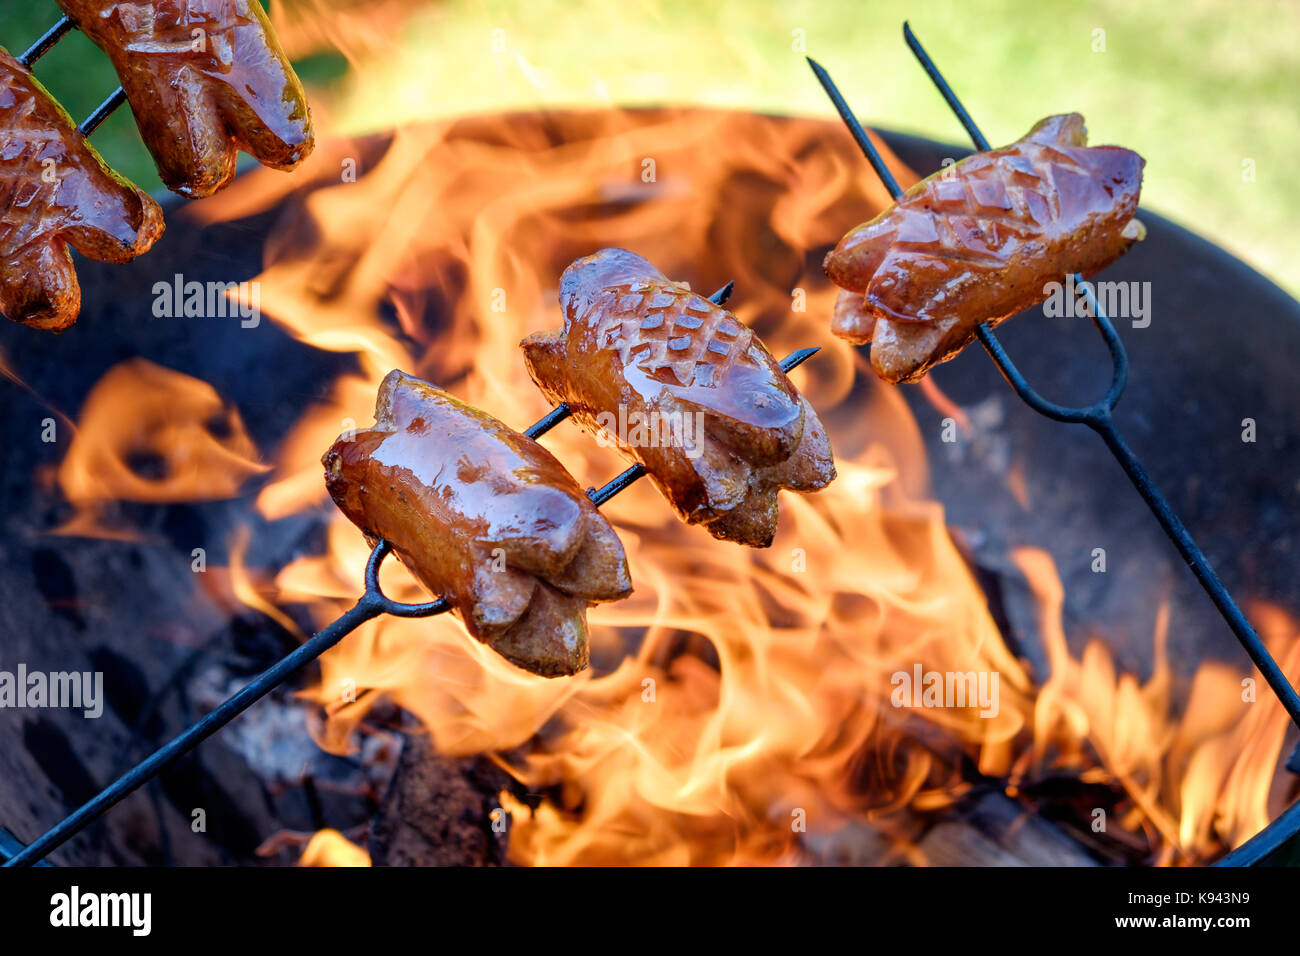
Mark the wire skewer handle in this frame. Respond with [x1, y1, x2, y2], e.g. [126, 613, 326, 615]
[806, 28, 1300, 737]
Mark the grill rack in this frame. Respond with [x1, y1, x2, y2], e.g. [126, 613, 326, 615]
[806, 23, 1300, 867]
[0, 272, 818, 865]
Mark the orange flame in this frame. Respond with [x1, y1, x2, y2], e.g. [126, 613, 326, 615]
[52, 359, 268, 539]
[299, 829, 371, 867]
[187, 102, 1297, 865]
[1013, 547, 1299, 863]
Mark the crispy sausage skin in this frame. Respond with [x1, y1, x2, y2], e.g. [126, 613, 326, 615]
[58, 0, 314, 199]
[825, 114, 1145, 383]
[0, 48, 163, 331]
[521, 249, 835, 548]
[323, 371, 632, 677]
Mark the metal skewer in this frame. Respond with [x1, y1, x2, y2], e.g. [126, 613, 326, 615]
[17, 14, 127, 136]
[806, 29, 1300, 737]
[1, 278, 818, 867]
[78, 86, 128, 136]
[17, 15, 73, 67]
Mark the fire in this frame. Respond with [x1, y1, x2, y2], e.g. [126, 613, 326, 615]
[51, 358, 268, 539]
[185, 98, 1300, 865]
[1012, 548, 1299, 864]
[298, 829, 371, 867]
[20, 2, 1296, 865]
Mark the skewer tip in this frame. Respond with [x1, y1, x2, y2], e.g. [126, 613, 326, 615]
[780, 346, 822, 372]
[708, 280, 735, 306]
[902, 21, 925, 57]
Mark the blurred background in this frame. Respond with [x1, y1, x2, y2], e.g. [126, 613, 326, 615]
[3, 0, 1296, 297]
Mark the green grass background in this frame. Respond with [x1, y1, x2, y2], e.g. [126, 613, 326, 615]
[4, 0, 1296, 297]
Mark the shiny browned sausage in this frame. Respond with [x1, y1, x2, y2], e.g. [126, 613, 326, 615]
[825, 114, 1145, 383]
[58, 0, 313, 198]
[522, 249, 835, 548]
[323, 371, 632, 677]
[0, 47, 163, 331]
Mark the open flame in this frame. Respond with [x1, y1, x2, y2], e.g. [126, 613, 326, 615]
[1012, 548, 1298, 864]
[21, 2, 1297, 865]
[51, 358, 268, 539]
[298, 829, 371, 867]
[188, 101, 1300, 864]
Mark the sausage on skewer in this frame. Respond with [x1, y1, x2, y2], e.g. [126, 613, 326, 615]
[0, 48, 163, 331]
[522, 249, 835, 548]
[825, 114, 1145, 383]
[323, 371, 632, 677]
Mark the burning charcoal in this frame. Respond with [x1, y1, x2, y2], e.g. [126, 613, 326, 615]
[919, 793, 1100, 867]
[368, 734, 511, 867]
[322, 371, 632, 677]
[0, 48, 163, 331]
[522, 248, 835, 548]
[57, 0, 314, 198]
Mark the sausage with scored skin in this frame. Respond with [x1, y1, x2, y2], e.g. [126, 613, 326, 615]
[0, 47, 163, 331]
[825, 114, 1145, 383]
[522, 249, 835, 548]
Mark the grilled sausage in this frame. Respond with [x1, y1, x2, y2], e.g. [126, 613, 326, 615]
[323, 371, 632, 677]
[521, 249, 835, 548]
[0, 48, 163, 331]
[825, 114, 1145, 383]
[58, 0, 313, 198]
